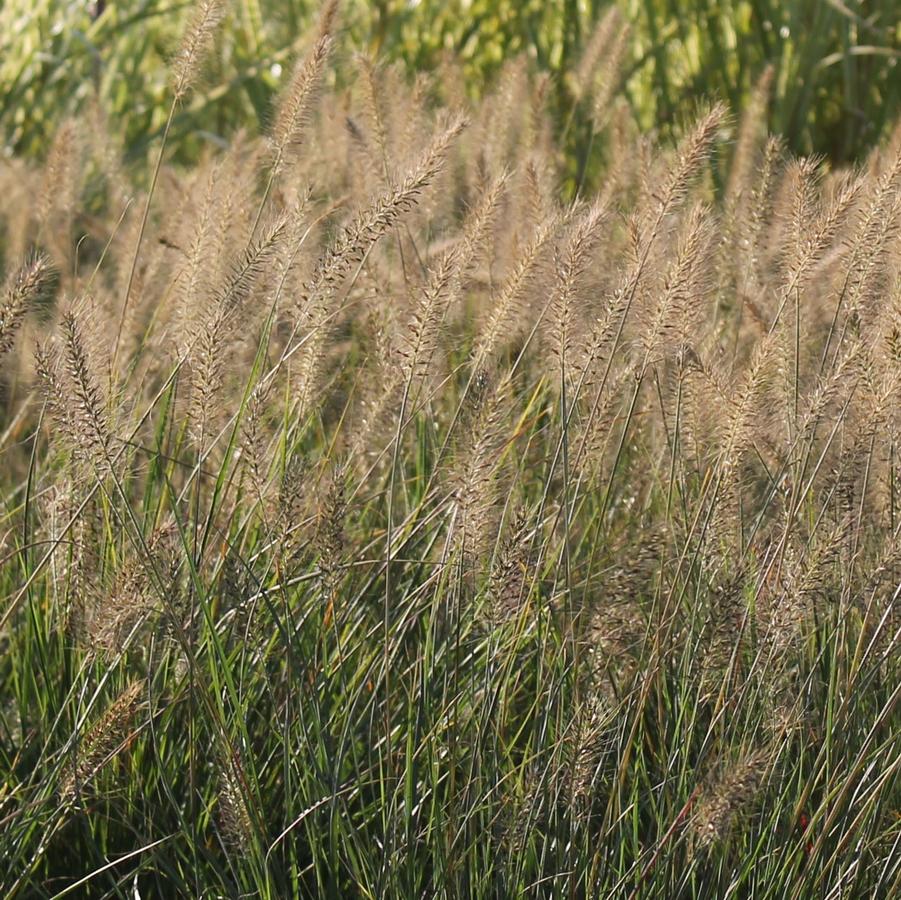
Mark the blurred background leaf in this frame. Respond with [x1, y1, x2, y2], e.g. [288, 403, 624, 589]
[1, 0, 898, 166]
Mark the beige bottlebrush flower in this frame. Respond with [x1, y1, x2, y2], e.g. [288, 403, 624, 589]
[60, 681, 146, 802]
[690, 749, 772, 851]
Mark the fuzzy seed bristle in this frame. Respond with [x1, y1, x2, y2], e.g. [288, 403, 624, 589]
[170, 0, 225, 102]
[0, 253, 54, 357]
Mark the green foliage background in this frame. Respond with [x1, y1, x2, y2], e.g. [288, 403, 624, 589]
[2, 0, 899, 166]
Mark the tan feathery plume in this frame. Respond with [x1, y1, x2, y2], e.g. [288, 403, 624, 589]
[215, 212, 290, 317]
[84, 98, 129, 208]
[356, 55, 390, 172]
[582, 582, 649, 683]
[454, 372, 513, 566]
[521, 156, 554, 232]
[547, 199, 608, 379]
[698, 569, 747, 701]
[456, 169, 510, 281]
[484, 506, 533, 629]
[58, 304, 114, 471]
[218, 746, 254, 852]
[291, 113, 467, 413]
[771, 156, 822, 292]
[274, 452, 310, 564]
[797, 338, 861, 442]
[716, 331, 778, 475]
[91, 556, 155, 655]
[240, 381, 272, 502]
[840, 150, 901, 323]
[173, 165, 220, 358]
[0, 254, 54, 357]
[269, 34, 333, 178]
[38, 120, 81, 283]
[396, 172, 510, 387]
[90, 526, 178, 654]
[571, 8, 624, 104]
[38, 120, 79, 232]
[315, 465, 347, 607]
[573, 280, 629, 395]
[349, 368, 403, 469]
[568, 294, 637, 481]
[345, 110, 381, 192]
[690, 749, 771, 850]
[725, 65, 774, 214]
[718, 68, 773, 305]
[590, 20, 630, 130]
[780, 155, 821, 275]
[736, 135, 782, 314]
[295, 111, 468, 320]
[779, 163, 862, 308]
[572, 372, 633, 485]
[762, 168, 863, 425]
[315, 0, 340, 40]
[764, 526, 844, 657]
[471, 215, 559, 371]
[398, 247, 463, 389]
[170, 0, 225, 103]
[60, 681, 145, 801]
[567, 692, 613, 818]
[400, 73, 437, 167]
[189, 214, 289, 438]
[527, 70, 552, 149]
[639, 201, 715, 364]
[53, 489, 104, 642]
[644, 103, 727, 236]
[33, 341, 73, 446]
[693, 350, 778, 545]
[476, 57, 530, 176]
[572, 105, 725, 439]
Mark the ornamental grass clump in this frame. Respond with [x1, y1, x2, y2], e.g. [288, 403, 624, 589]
[0, 2, 898, 896]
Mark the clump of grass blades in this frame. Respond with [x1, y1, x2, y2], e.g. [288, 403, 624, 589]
[0, 2, 899, 897]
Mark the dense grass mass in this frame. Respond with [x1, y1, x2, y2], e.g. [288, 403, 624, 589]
[0, 3, 900, 897]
